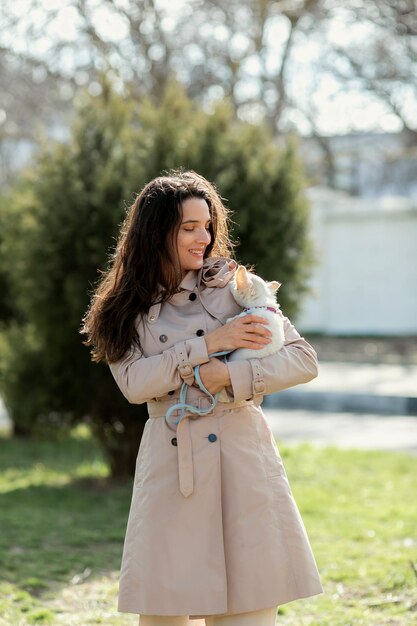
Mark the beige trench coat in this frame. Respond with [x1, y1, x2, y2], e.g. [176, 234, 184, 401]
[109, 256, 324, 618]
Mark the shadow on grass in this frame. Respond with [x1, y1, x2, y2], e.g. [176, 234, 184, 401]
[0, 429, 133, 601]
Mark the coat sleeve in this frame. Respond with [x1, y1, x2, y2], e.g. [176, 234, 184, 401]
[108, 335, 210, 404]
[225, 310, 318, 403]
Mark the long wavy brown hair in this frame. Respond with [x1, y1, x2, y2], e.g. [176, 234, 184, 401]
[80, 168, 237, 364]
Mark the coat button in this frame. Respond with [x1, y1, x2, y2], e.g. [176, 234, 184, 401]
[171, 437, 177, 446]
[168, 390, 175, 395]
[208, 433, 217, 442]
[159, 334, 168, 343]
[189, 292, 197, 301]
[196, 329, 205, 336]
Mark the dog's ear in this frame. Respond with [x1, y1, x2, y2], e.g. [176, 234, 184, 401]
[235, 265, 251, 289]
[268, 281, 281, 293]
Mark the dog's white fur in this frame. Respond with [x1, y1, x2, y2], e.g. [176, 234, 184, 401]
[217, 265, 285, 402]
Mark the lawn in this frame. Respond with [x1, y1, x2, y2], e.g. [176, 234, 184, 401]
[0, 424, 416, 625]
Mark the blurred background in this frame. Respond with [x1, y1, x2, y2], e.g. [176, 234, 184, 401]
[0, 1, 416, 625]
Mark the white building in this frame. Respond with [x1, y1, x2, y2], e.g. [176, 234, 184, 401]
[296, 186, 417, 336]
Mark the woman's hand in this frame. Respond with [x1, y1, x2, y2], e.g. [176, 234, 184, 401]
[194, 358, 231, 396]
[204, 314, 272, 354]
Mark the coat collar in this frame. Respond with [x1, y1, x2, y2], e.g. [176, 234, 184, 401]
[146, 256, 237, 325]
[176, 255, 238, 291]
[197, 256, 237, 289]
[177, 268, 198, 292]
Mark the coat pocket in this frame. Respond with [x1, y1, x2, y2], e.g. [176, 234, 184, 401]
[255, 414, 285, 479]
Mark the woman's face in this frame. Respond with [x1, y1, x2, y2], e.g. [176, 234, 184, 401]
[176, 196, 212, 275]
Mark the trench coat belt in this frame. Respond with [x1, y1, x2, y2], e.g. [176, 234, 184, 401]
[146, 396, 259, 498]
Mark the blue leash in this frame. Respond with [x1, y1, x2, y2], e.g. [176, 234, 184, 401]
[165, 349, 233, 429]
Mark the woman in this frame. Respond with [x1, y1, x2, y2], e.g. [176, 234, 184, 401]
[81, 169, 323, 626]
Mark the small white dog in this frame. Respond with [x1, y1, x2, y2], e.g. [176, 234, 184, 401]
[217, 265, 286, 402]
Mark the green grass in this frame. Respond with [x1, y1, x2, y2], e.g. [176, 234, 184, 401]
[0, 426, 416, 625]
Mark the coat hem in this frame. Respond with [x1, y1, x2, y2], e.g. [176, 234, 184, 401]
[117, 584, 324, 617]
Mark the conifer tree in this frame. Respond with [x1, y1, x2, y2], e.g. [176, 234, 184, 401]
[0, 78, 314, 477]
